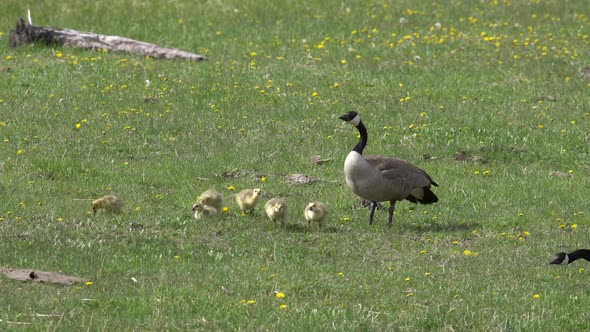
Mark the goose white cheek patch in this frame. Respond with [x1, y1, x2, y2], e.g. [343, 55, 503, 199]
[347, 115, 361, 127]
[561, 255, 569, 265]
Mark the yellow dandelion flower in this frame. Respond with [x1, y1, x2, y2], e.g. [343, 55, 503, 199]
[424, 272, 431, 277]
[223, 207, 229, 213]
[533, 294, 540, 299]
[279, 304, 287, 309]
[338, 272, 344, 277]
[227, 186, 236, 191]
[405, 277, 411, 281]
[343, 217, 350, 222]
[406, 293, 414, 297]
[420, 250, 426, 254]
[261, 176, 267, 182]
[174, 255, 180, 260]
[16, 149, 24, 155]
[579, 268, 585, 273]
[85, 281, 93, 286]
[75, 123, 81, 129]
[275, 292, 285, 299]
[463, 250, 473, 256]
[571, 224, 578, 229]
[246, 299, 256, 305]
[340, 59, 348, 65]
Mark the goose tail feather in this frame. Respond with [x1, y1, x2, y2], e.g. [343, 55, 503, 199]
[406, 187, 439, 204]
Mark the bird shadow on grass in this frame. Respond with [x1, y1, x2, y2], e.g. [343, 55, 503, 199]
[398, 218, 480, 233]
[281, 223, 342, 234]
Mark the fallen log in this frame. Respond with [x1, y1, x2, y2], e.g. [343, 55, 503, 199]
[9, 18, 207, 61]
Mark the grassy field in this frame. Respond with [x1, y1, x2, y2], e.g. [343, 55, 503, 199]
[0, 0, 589, 330]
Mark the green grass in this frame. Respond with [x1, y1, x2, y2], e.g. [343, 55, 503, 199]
[0, 0, 589, 330]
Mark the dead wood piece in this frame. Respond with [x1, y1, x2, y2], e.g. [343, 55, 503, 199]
[1, 266, 85, 285]
[9, 18, 206, 61]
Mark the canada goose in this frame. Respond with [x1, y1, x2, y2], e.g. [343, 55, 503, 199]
[339, 111, 438, 226]
[192, 202, 218, 219]
[304, 201, 328, 229]
[92, 195, 123, 214]
[264, 198, 288, 225]
[196, 189, 224, 213]
[236, 188, 261, 213]
[550, 249, 590, 265]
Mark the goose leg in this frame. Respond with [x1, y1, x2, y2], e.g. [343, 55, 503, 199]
[387, 201, 396, 226]
[368, 201, 378, 225]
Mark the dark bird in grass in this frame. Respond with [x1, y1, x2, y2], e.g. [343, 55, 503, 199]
[339, 111, 438, 226]
[550, 249, 590, 265]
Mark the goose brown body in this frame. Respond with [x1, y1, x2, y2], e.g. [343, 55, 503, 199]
[339, 111, 438, 226]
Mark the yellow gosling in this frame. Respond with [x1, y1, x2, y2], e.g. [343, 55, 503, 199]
[236, 188, 261, 213]
[264, 197, 288, 225]
[92, 195, 123, 214]
[304, 201, 328, 229]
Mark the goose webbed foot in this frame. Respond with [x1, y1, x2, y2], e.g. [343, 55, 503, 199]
[387, 202, 396, 226]
[368, 201, 378, 225]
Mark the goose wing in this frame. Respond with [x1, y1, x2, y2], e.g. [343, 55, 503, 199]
[364, 156, 437, 188]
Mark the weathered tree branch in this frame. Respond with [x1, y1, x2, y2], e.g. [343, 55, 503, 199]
[9, 18, 207, 61]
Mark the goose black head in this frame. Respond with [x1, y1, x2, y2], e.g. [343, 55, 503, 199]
[339, 111, 358, 121]
[550, 252, 569, 265]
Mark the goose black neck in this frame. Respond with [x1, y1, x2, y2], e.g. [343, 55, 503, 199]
[353, 120, 368, 154]
[568, 249, 590, 263]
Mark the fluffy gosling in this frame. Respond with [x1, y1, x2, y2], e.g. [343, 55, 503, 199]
[92, 195, 123, 214]
[304, 201, 328, 229]
[196, 189, 224, 213]
[236, 188, 262, 213]
[264, 198, 288, 225]
[192, 202, 218, 219]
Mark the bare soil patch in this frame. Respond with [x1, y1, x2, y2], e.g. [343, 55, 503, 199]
[1, 266, 85, 285]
